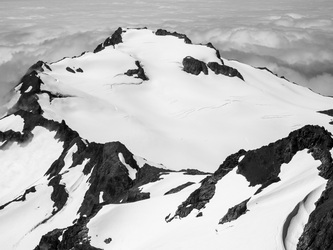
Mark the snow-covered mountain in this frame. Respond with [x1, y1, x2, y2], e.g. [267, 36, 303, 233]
[1, 27, 333, 250]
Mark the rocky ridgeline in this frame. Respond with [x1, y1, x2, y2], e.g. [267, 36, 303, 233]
[93, 27, 123, 53]
[167, 124, 333, 249]
[93, 27, 241, 81]
[0, 56, 176, 249]
[0, 40, 208, 248]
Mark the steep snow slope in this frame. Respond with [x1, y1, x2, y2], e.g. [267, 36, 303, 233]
[0, 28, 333, 250]
[87, 151, 325, 250]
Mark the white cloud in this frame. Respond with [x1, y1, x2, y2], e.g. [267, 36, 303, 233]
[0, 29, 108, 114]
[0, 0, 332, 109]
[187, 12, 333, 96]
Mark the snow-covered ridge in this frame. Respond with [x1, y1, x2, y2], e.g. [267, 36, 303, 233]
[5, 27, 332, 173]
[0, 27, 333, 249]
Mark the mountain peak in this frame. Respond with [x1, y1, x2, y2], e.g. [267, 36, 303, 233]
[1, 27, 333, 250]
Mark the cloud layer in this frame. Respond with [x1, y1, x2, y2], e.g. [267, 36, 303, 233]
[1, 0, 332, 116]
[188, 12, 333, 96]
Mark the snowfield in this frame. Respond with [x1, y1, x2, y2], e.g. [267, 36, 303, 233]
[36, 28, 333, 172]
[0, 28, 333, 250]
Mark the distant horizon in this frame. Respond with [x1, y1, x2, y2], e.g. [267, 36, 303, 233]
[1, 0, 333, 114]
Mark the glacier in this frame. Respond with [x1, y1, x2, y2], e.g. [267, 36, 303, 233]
[0, 27, 333, 250]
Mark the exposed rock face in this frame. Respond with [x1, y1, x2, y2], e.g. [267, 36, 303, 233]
[78, 141, 141, 216]
[48, 175, 68, 214]
[8, 67, 74, 115]
[155, 29, 192, 44]
[238, 125, 333, 186]
[134, 163, 171, 186]
[207, 62, 244, 80]
[179, 169, 211, 175]
[182, 56, 208, 75]
[219, 198, 250, 225]
[34, 228, 63, 250]
[167, 149, 246, 221]
[104, 238, 112, 244]
[19, 71, 43, 94]
[206, 42, 224, 65]
[94, 27, 123, 53]
[15, 93, 42, 114]
[182, 56, 244, 80]
[0, 129, 33, 146]
[125, 60, 149, 81]
[66, 66, 76, 73]
[318, 109, 333, 117]
[168, 125, 333, 223]
[164, 182, 195, 195]
[25, 60, 52, 74]
[318, 109, 333, 125]
[297, 178, 333, 249]
[34, 217, 102, 250]
[13, 70, 43, 115]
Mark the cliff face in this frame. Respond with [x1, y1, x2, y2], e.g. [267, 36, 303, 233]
[1, 27, 333, 250]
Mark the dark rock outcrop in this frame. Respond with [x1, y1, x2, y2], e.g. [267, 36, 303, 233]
[66, 67, 76, 73]
[179, 168, 211, 175]
[49, 175, 69, 214]
[318, 109, 333, 125]
[94, 27, 123, 53]
[15, 93, 43, 114]
[122, 188, 150, 203]
[206, 42, 224, 65]
[169, 125, 333, 222]
[167, 149, 246, 221]
[155, 29, 192, 44]
[0, 129, 33, 147]
[25, 60, 51, 74]
[134, 163, 172, 187]
[125, 60, 149, 81]
[219, 198, 250, 225]
[318, 109, 333, 117]
[34, 217, 102, 250]
[8, 69, 73, 116]
[207, 62, 244, 80]
[182, 56, 208, 75]
[19, 71, 43, 95]
[104, 238, 112, 244]
[182, 56, 244, 80]
[78, 141, 140, 216]
[34, 228, 63, 250]
[33, 144, 174, 249]
[76, 68, 84, 73]
[164, 182, 195, 195]
[26, 61, 45, 74]
[297, 179, 333, 249]
[238, 125, 333, 187]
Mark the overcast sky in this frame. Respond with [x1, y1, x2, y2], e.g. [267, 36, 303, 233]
[1, 0, 333, 112]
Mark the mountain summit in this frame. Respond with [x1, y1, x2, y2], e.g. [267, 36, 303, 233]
[1, 27, 333, 250]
